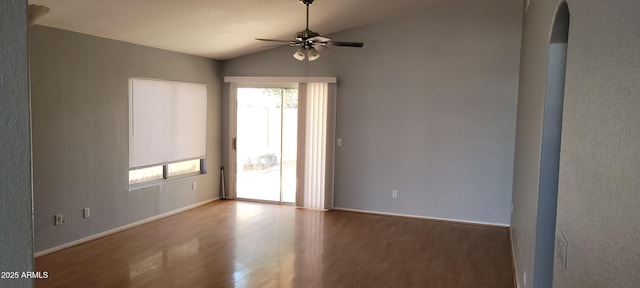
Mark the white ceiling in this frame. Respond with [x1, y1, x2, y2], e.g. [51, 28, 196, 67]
[28, 0, 440, 60]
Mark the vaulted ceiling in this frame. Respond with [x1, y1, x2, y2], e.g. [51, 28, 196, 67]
[29, 0, 442, 60]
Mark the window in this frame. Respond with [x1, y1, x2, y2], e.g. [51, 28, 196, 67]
[167, 159, 202, 177]
[129, 165, 164, 185]
[128, 78, 207, 186]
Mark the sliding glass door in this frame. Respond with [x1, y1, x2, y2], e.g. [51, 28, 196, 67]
[235, 87, 297, 203]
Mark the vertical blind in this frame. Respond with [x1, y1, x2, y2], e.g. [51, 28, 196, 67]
[129, 78, 207, 168]
[304, 83, 328, 209]
[297, 82, 336, 210]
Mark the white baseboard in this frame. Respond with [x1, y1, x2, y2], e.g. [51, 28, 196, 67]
[35, 198, 219, 257]
[332, 207, 509, 228]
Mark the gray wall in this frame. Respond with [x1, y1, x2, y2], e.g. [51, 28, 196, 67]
[0, 1, 34, 287]
[223, 0, 522, 225]
[29, 26, 222, 252]
[511, 0, 640, 287]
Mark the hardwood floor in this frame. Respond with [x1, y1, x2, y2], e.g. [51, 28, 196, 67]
[35, 201, 514, 288]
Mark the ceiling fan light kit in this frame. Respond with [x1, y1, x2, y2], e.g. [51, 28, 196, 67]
[307, 47, 320, 61]
[294, 48, 307, 61]
[294, 46, 320, 61]
[256, 0, 364, 61]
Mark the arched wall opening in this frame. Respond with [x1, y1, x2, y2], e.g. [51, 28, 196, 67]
[534, 2, 570, 287]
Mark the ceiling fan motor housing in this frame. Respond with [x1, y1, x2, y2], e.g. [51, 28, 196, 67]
[294, 29, 320, 49]
[295, 29, 319, 41]
[300, 0, 315, 6]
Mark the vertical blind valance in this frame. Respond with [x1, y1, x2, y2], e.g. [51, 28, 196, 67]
[129, 78, 207, 168]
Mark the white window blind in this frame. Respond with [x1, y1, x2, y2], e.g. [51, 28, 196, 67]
[129, 78, 207, 169]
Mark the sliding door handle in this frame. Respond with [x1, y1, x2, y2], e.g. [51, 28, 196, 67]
[232, 137, 237, 151]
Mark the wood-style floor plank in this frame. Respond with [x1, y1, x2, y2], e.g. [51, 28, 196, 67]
[35, 201, 514, 288]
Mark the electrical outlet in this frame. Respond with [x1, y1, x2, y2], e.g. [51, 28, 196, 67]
[556, 232, 568, 269]
[83, 207, 90, 218]
[392, 190, 398, 198]
[54, 214, 66, 226]
[192, 182, 197, 190]
[337, 138, 343, 147]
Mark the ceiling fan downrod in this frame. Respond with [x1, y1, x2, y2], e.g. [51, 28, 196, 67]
[301, 0, 314, 32]
[306, 3, 310, 30]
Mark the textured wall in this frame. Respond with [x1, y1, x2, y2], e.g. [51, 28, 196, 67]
[29, 26, 222, 252]
[554, 0, 640, 287]
[0, 1, 34, 287]
[511, 0, 640, 287]
[223, 0, 522, 225]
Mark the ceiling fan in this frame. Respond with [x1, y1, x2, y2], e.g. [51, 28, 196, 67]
[256, 0, 364, 61]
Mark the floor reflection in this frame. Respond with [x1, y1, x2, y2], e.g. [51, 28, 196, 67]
[293, 208, 325, 287]
[233, 202, 296, 288]
[128, 252, 163, 279]
[128, 238, 200, 279]
[235, 202, 265, 222]
[166, 238, 199, 264]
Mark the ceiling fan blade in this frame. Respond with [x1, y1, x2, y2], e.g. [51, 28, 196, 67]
[255, 38, 294, 43]
[328, 41, 364, 48]
[309, 36, 331, 43]
[262, 44, 291, 49]
[314, 44, 330, 52]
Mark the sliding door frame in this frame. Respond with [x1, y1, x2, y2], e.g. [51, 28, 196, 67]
[225, 77, 337, 206]
[228, 81, 298, 204]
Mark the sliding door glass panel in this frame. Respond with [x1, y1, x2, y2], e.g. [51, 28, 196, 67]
[236, 88, 290, 202]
